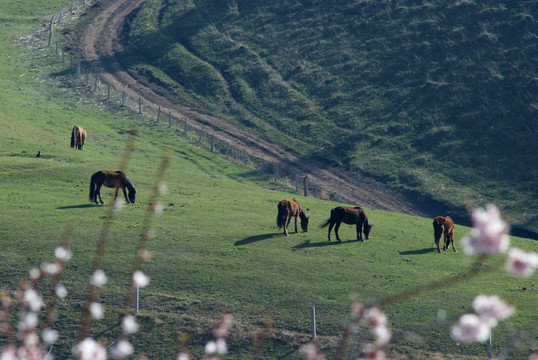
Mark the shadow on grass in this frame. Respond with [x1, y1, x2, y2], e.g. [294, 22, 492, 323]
[292, 239, 360, 249]
[399, 248, 436, 255]
[235, 233, 282, 246]
[57, 204, 97, 210]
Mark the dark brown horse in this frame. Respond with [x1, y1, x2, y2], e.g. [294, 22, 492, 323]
[89, 171, 136, 205]
[321, 206, 373, 242]
[433, 216, 456, 253]
[71, 125, 87, 150]
[277, 198, 309, 236]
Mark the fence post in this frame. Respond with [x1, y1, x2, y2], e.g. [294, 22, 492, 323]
[138, 97, 142, 114]
[243, 149, 247, 166]
[486, 333, 492, 359]
[48, 16, 54, 47]
[311, 307, 317, 340]
[168, 112, 171, 128]
[85, 69, 89, 86]
[121, 91, 126, 106]
[226, 143, 230, 159]
[260, 159, 264, 174]
[295, 174, 299, 193]
[107, 83, 110, 99]
[199, 126, 204, 142]
[69, 54, 73, 71]
[211, 134, 214, 152]
[55, 41, 58, 55]
[157, 106, 160, 123]
[184, 118, 187, 134]
[303, 175, 308, 197]
[134, 284, 139, 315]
[77, 62, 81, 76]
[93, 76, 98, 92]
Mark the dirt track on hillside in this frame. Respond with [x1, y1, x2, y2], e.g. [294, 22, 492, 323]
[77, 0, 433, 217]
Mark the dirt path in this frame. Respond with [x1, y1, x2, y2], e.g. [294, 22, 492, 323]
[78, 0, 431, 217]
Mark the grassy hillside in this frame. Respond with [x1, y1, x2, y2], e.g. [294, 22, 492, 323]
[0, 1, 537, 360]
[105, 0, 538, 233]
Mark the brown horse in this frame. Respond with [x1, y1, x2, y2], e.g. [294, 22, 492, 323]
[277, 198, 309, 236]
[89, 170, 136, 205]
[71, 125, 87, 150]
[433, 216, 456, 253]
[321, 206, 373, 242]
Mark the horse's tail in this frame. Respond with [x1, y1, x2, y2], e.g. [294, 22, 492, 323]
[70, 126, 76, 148]
[433, 218, 443, 240]
[276, 202, 286, 229]
[320, 218, 332, 228]
[89, 173, 96, 202]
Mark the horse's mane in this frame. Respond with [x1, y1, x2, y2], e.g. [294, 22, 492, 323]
[124, 175, 135, 192]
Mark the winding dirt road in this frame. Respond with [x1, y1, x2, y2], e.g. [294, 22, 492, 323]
[77, 0, 431, 217]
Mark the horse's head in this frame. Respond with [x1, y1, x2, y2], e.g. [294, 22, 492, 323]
[364, 223, 373, 239]
[128, 188, 136, 203]
[300, 211, 310, 232]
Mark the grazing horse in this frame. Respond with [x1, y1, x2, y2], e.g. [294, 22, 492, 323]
[321, 206, 373, 242]
[277, 198, 309, 236]
[433, 216, 456, 253]
[71, 125, 87, 150]
[89, 170, 136, 205]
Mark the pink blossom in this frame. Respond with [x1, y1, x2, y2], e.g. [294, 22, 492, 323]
[73, 338, 106, 360]
[461, 204, 510, 255]
[361, 307, 387, 327]
[472, 295, 514, 327]
[451, 314, 490, 343]
[505, 247, 538, 278]
[373, 324, 391, 346]
[1, 345, 17, 360]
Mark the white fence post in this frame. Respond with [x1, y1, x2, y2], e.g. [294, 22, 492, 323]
[311, 307, 316, 340]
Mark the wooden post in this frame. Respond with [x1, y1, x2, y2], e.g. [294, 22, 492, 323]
[55, 41, 58, 55]
[138, 97, 141, 114]
[168, 112, 172, 128]
[311, 307, 317, 340]
[243, 149, 247, 166]
[93, 76, 98, 92]
[260, 159, 264, 174]
[48, 16, 54, 47]
[107, 83, 110, 99]
[211, 134, 215, 152]
[199, 126, 204, 142]
[156, 106, 160, 122]
[121, 91, 126, 106]
[69, 54, 73, 71]
[77, 62, 81, 76]
[184, 118, 187, 134]
[295, 174, 299, 193]
[70, 0, 74, 14]
[134, 284, 139, 315]
[486, 333, 492, 359]
[303, 175, 308, 197]
[226, 143, 230, 159]
[85, 70, 89, 86]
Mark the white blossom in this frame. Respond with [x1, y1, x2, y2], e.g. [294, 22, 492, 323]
[133, 271, 150, 288]
[461, 204, 510, 255]
[55, 283, 68, 299]
[122, 315, 139, 334]
[110, 339, 134, 359]
[90, 302, 104, 319]
[451, 314, 490, 343]
[472, 295, 514, 327]
[42, 328, 59, 345]
[73, 338, 106, 360]
[55, 246, 72, 262]
[23, 289, 42, 312]
[41, 262, 61, 275]
[90, 269, 108, 287]
[505, 247, 538, 278]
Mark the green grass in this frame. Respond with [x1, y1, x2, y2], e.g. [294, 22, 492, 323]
[0, 1, 537, 360]
[95, 0, 538, 233]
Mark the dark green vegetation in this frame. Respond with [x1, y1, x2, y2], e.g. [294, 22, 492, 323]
[114, 0, 537, 233]
[0, 1, 537, 360]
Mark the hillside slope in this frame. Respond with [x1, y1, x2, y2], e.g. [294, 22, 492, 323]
[70, 0, 537, 233]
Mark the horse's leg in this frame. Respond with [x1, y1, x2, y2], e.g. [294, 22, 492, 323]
[294, 215, 298, 233]
[96, 185, 104, 205]
[327, 222, 334, 241]
[122, 187, 129, 203]
[334, 221, 342, 242]
[356, 222, 363, 242]
[450, 232, 457, 252]
[284, 216, 290, 236]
